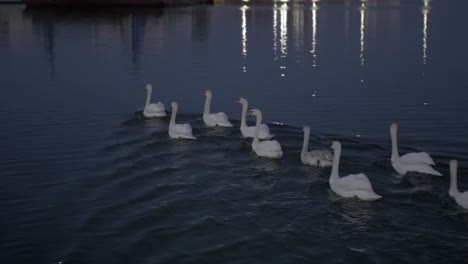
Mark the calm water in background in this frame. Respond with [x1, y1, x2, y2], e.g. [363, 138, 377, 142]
[1, 0, 468, 263]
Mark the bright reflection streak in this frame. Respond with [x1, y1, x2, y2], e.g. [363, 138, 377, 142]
[360, 2, 366, 66]
[311, 1, 318, 67]
[241, 5, 249, 59]
[273, 3, 278, 59]
[280, 3, 288, 58]
[422, 0, 430, 64]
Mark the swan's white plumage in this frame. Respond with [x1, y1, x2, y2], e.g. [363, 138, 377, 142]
[143, 84, 166, 117]
[250, 109, 282, 159]
[390, 123, 441, 176]
[329, 141, 382, 201]
[398, 152, 435, 165]
[203, 90, 233, 127]
[237, 98, 274, 139]
[301, 126, 333, 167]
[449, 160, 468, 210]
[168, 102, 196, 140]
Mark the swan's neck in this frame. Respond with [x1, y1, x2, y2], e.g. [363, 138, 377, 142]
[170, 107, 177, 125]
[330, 146, 341, 180]
[391, 127, 399, 162]
[240, 103, 248, 128]
[450, 164, 459, 195]
[203, 96, 211, 116]
[145, 89, 152, 107]
[301, 129, 310, 158]
[253, 112, 262, 145]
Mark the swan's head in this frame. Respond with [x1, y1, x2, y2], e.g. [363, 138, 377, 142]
[249, 109, 262, 117]
[205, 90, 212, 98]
[330, 141, 341, 150]
[390, 123, 398, 133]
[170, 101, 178, 110]
[303, 125, 310, 132]
[237, 97, 248, 105]
[145, 84, 152, 91]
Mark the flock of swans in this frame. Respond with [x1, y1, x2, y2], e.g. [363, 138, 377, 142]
[142, 84, 467, 208]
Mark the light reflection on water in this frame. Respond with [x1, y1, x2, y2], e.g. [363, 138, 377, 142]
[360, 1, 366, 66]
[1, 1, 468, 263]
[422, 0, 430, 64]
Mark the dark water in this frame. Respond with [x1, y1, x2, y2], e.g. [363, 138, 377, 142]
[1, 0, 468, 263]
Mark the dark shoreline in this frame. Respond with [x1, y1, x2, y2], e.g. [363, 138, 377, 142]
[16, 0, 213, 7]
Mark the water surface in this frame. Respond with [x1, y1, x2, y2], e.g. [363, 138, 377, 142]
[1, 1, 468, 263]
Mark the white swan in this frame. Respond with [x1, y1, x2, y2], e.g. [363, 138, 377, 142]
[203, 90, 233, 127]
[449, 160, 468, 210]
[249, 109, 283, 159]
[143, 84, 166, 117]
[390, 123, 442, 176]
[329, 141, 382, 201]
[168, 102, 196, 140]
[236, 97, 274, 139]
[301, 126, 333, 167]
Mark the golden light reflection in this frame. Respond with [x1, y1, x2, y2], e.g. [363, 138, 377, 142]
[422, 0, 430, 64]
[311, 1, 318, 67]
[360, 1, 366, 66]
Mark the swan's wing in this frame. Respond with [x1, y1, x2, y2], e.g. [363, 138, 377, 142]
[146, 103, 165, 113]
[259, 124, 274, 138]
[256, 140, 283, 158]
[214, 112, 233, 126]
[243, 125, 273, 139]
[214, 112, 229, 121]
[399, 152, 435, 165]
[455, 191, 468, 209]
[259, 124, 271, 133]
[337, 173, 373, 192]
[258, 140, 282, 152]
[405, 163, 442, 176]
[240, 126, 254, 137]
[205, 113, 232, 126]
[155, 102, 165, 111]
[306, 150, 333, 162]
[174, 124, 192, 134]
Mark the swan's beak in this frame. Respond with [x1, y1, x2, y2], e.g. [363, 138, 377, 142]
[235, 100, 240, 104]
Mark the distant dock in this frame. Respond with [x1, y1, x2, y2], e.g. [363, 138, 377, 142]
[19, 0, 213, 6]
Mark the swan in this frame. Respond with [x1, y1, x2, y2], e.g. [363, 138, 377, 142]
[203, 90, 233, 127]
[249, 109, 283, 159]
[236, 97, 274, 139]
[390, 123, 442, 176]
[449, 160, 468, 210]
[143, 84, 166, 117]
[301, 126, 333, 167]
[329, 141, 382, 201]
[168, 102, 196, 140]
